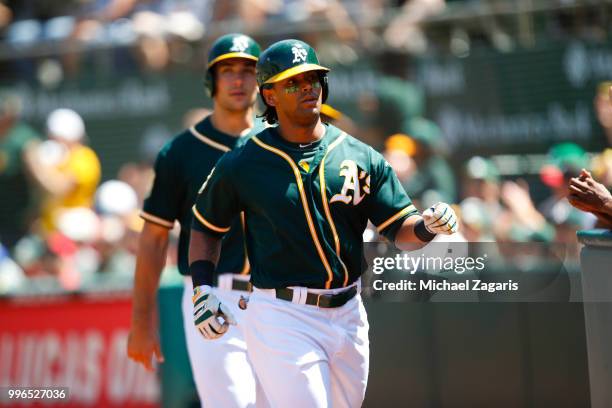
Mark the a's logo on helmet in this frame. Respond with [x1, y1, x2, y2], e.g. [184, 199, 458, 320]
[230, 36, 250, 53]
[291, 43, 308, 64]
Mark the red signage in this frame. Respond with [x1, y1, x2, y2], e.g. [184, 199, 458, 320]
[0, 293, 159, 407]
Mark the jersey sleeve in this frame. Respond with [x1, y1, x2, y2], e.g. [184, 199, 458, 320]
[141, 143, 183, 229]
[366, 151, 419, 241]
[192, 153, 241, 237]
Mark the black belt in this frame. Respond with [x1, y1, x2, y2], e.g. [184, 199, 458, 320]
[213, 276, 253, 292]
[275, 286, 358, 308]
[232, 280, 253, 292]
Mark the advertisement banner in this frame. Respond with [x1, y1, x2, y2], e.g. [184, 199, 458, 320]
[0, 293, 159, 407]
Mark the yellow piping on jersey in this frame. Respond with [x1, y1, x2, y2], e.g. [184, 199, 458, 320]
[377, 204, 418, 233]
[190, 126, 231, 152]
[240, 212, 250, 275]
[140, 211, 175, 229]
[319, 132, 350, 287]
[192, 205, 231, 233]
[252, 136, 334, 288]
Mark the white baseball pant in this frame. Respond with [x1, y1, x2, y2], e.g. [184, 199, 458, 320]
[243, 284, 370, 408]
[182, 276, 259, 408]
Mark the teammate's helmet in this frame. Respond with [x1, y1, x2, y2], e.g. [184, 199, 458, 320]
[205, 33, 261, 97]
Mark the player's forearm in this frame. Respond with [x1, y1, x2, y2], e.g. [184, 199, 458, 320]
[603, 196, 612, 215]
[189, 228, 222, 287]
[593, 209, 612, 228]
[189, 228, 222, 265]
[394, 215, 429, 249]
[131, 226, 169, 323]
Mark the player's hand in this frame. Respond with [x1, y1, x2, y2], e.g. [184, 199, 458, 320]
[568, 169, 612, 213]
[127, 320, 165, 371]
[422, 202, 458, 235]
[193, 285, 237, 340]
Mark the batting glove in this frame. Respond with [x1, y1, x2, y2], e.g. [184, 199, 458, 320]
[193, 285, 237, 340]
[422, 202, 458, 235]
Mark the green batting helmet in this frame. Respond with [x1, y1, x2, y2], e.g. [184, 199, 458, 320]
[257, 39, 330, 102]
[205, 33, 261, 97]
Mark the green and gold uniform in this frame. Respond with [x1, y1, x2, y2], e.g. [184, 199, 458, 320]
[141, 116, 261, 275]
[192, 123, 418, 289]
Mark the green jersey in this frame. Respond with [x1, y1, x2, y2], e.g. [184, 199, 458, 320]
[193, 123, 418, 289]
[141, 116, 261, 276]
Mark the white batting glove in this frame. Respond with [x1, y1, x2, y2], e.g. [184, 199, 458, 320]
[193, 285, 237, 340]
[422, 202, 458, 235]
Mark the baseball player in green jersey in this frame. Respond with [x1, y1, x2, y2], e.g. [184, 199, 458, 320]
[189, 39, 458, 407]
[127, 33, 263, 407]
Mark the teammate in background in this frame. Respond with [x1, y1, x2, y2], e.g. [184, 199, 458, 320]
[189, 39, 458, 407]
[127, 33, 262, 407]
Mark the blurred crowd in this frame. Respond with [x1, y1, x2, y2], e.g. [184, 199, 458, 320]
[381, 81, 612, 238]
[0, 0, 446, 52]
[0, 96, 170, 294]
[1, 0, 608, 70]
[0, 0, 459, 86]
[1, 0, 609, 100]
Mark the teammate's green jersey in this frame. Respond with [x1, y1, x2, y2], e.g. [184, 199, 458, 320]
[193, 123, 419, 289]
[141, 115, 262, 276]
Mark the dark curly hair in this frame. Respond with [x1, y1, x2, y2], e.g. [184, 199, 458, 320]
[258, 84, 278, 125]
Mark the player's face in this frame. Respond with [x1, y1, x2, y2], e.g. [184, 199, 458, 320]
[214, 59, 258, 112]
[269, 71, 322, 125]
